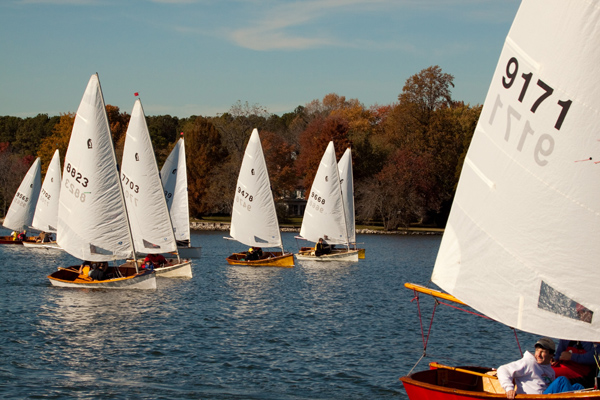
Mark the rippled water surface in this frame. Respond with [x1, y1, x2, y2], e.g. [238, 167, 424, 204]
[0, 229, 538, 399]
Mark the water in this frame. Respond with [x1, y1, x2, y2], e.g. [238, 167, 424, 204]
[0, 229, 538, 399]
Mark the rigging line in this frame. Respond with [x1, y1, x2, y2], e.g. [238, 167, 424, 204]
[512, 328, 523, 358]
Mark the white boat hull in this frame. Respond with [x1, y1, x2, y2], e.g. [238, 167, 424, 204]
[23, 241, 62, 250]
[295, 249, 359, 262]
[155, 260, 193, 278]
[177, 246, 201, 259]
[48, 269, 157, 289]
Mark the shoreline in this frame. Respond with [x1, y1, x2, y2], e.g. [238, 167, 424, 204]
[190, 221, 442, 235]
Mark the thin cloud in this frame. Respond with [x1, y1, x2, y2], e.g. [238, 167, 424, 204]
[227, 0, 518, 51]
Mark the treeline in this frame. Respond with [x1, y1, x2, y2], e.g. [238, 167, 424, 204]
[0, 66, 481, 230]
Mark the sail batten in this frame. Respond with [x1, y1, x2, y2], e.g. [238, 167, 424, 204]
[432, 0, 600, 342]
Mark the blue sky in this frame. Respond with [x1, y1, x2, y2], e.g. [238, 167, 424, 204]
[1, 0, 521, 118]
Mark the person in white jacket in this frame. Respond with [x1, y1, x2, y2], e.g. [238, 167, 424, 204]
[497, 337, 556, 399]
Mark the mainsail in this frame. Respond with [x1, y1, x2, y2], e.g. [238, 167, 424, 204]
[431, 0, 600, 342]
[229, 128, 282, 248]
[3, 157, 42, 232]
[161, 138, 190, 245]
[121, 99, 177, 253]
[32, 150, 61, 233]
[57, 74, 134, 261]
[300, 141, 349, 246]
[338, 148, 356, 245]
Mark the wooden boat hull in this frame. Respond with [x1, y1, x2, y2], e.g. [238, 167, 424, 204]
[47, 264, 156, 289]
[296, 249, 359, 262]
[154, 259, 193, 278]
[226, 252, 295, 267]
[400, 365, 600, 399]
[299, 246, 363, 260]
[0, 235, 37, 245]
[22, 241, 62, 250]
[177, 246, 201, 259]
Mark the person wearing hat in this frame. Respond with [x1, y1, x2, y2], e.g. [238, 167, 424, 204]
[246, 247, 259, 261]
[497, 337, 556, 398]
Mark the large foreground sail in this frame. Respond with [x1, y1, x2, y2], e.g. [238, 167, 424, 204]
[431, 0, 600, 342]
[56, 74, 134, 261]
[3, 157, 42, 232]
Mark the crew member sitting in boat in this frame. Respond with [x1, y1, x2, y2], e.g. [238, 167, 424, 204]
[89, 262, 108, 281]
[314, 238, 331, 257]
[552, 339, 597, 387]
[11, 231, 18, 241]
[78, 261, 108, 280]
[246, 247, 260, 261]
[144, 253, 167, 268]
[254, 247, 263, 258]
[497, 337, 585, 398]
[17, 230, 26, 241]
[37, 231, 49, 243]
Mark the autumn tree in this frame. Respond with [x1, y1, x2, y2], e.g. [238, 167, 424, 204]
[260, 130, 298, 198]
[37, 113, 75, 174]
[212, 101, 270, 159]
[182, 117, 229, 216]
[0, 144, 35, 216]
[13, 114, 59, 156]
[357, 148, 436, 230]
[296, 115, 351, 188]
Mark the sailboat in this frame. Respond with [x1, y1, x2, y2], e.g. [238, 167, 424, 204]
[47, 74, 155, 289]
[1, 157, 42, 244]
[400, 0, 600, 398]
[296, 141, 359, 262]
[160, 137, 201, 259]
[23, 149, 62, 250]
[337, 147, 365, 259]
[224, 128, 294, 267]
[121, 98, 192, 278]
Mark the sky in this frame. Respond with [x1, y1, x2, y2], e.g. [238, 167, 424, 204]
[0, 0, 521, 119]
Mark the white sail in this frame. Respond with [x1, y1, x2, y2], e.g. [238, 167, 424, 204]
[300, 141, 349, 245]
[32, 150, 61, 233]
[338, 148, 356, 244]
[57, 74, 134, 261]
[229, 128, 282, 248]
[121, 99, 177, 253]
[3, 157, 42, 232]
[431, 0, 600, 342]
[161, 138, 190, 244]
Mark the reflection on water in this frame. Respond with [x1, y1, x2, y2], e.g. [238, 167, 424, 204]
[0, 228, 539, 399]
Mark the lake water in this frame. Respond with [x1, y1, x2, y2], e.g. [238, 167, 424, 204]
[0, 228, 539, 399]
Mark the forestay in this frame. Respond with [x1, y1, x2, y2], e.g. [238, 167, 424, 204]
[32, 149, 61, 233]
[431, 0, 600, 342]
[3, 157, 42, 231]
[57, 74, 134, 261]
[229, 128, 282, 248]
[300, 141, 349, 246]
[161, 138, 190, 245]
[121, 99, 177, 253]
[338, 148, 356, 245]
